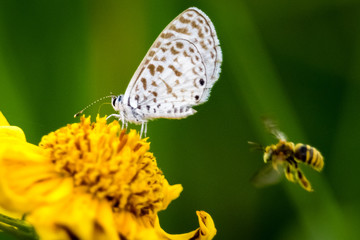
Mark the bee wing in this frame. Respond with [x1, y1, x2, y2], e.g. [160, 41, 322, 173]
[251, 163, 284, 188]
[248, 141, 265, 152]
[262, 117, 287, 140]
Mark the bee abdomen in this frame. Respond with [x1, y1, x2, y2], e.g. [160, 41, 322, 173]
[294, 144, 324, 171]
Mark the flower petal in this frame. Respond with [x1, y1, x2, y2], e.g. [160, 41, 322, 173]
[0, 126, 26, 141]
[114, 211, 158, 240]
[155, 211, 216, 240]
[162, 182, 183, 210]
[0, 111, 10, 126]
[0, 112, 26, 141]
[27, 192, 120, 240]
[0, 140, 73, 213]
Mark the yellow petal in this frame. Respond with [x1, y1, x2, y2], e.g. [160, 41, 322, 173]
[28, 193, 120, 240]
[155, 211, 216, 240]
[0, 126, 26, 141]
[0, 112, 26, 141]
[114, 211, 158, 240]
[94, 199, 122, 240]
[162, 182, 183, 210]
[0, 111, 10, 126]
[0, 141, 73, 213]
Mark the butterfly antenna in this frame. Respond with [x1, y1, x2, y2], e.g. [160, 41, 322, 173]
[74, 94, 116, 118]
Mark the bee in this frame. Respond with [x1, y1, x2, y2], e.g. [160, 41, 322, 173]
[250, 119, 324, 192]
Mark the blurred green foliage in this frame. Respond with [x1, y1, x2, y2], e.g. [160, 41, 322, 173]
[1, 0, 360, 239]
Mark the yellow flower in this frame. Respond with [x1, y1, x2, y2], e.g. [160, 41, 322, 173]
[0, 112, 216, 240]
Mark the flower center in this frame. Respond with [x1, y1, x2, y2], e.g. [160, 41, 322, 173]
[39, 116, 166, 216]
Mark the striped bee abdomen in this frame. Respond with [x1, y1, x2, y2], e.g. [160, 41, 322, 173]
[294, 144, 324, 171]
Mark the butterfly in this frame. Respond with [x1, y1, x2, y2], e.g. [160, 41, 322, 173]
[107, 7, 222, 137]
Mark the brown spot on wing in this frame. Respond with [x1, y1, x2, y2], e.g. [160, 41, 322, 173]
[179, 16, 191, 23]
[151, 81, 158, 87]
[200, 40, 208, 50]
[155, 41, 161, 48]
[198, 29, 204, 38]
[141, 78, 147, 90]
[169, 65, 182, 76]
[147, 64, 155, 76]
[176, 42, 184, 49]
[171, 47, 179, 55]
[161, 32, 174, 39]
[156, 65, 164, 73]
[148, 51, 155, 57]
[191, 21, 199, 30]
[169, 25, 190, 35]
[161, 79, 173, 94]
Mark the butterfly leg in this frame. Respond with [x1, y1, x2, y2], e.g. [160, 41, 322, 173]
[140, 122, 144, 138]
[139, 121, 148, 138]
[120, 114, 126, 130]
[144, 122, 148, 137]
[107, 114, 121, 120]
[107, 113, 126, 129]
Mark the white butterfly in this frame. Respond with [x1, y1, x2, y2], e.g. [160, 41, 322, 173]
[108, 7, 222, 137]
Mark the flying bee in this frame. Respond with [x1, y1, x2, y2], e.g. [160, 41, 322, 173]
[250, 119, 324, 192]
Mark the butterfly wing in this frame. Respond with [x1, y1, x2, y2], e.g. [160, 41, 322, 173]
[123, 7, 222, 119]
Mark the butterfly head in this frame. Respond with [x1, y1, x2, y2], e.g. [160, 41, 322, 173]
[111, 95, 123, 111]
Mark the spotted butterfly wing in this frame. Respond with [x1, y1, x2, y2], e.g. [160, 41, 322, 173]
[123, 7, 222, 120]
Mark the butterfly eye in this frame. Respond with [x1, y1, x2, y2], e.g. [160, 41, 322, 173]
[112, 97, 117, 107]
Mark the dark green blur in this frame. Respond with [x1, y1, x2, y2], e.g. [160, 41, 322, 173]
[1, 0, 359, 239]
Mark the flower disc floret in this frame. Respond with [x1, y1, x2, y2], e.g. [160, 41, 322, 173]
[39, 116, 166, 216]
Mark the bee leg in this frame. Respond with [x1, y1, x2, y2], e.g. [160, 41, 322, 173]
[287, 156, 313, 191]
[284, 164, 296, 182]
[272, 160, 279, 171]
[284, 157, 297, 182]
[296, 169, 313, 192]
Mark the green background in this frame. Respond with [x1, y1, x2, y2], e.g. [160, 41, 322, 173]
[1, 0, 360, 239]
